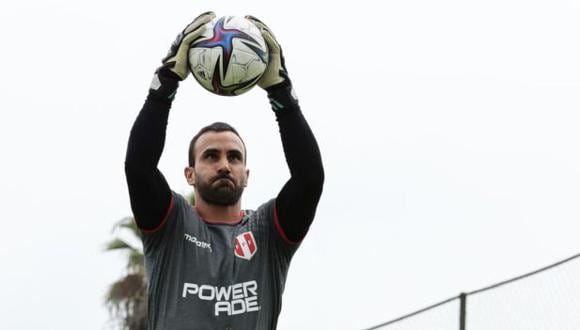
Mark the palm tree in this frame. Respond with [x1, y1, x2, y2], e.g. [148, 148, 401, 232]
[104, 193, 194, 329]
[104, 216, 147, 330]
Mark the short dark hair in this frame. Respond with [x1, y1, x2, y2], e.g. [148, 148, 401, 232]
[188, 122, 246, 166]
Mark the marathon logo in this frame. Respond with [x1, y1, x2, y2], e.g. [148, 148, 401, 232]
[184, 233, 212, 252]
[182, 280, 261, 316]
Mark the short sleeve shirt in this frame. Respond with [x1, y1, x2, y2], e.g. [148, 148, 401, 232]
[142, 192, 299, 330]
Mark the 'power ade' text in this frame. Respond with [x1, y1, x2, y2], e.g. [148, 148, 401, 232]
[182, 280, 261, 316]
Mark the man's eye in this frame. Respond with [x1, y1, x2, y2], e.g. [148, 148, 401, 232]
[205, 154, 217, 160]
[228, 154, 241, 161]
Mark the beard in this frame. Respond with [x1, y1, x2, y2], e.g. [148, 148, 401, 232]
[195, 173, 245, 206]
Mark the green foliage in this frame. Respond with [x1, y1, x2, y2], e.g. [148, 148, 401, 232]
[186, 192, 195, 205]
[104, 216, 147, 330]
[105, 238, 134, 252]
[104, 192, 194, 329]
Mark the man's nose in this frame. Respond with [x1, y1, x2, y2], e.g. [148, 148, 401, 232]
[216, 156, 231, 173]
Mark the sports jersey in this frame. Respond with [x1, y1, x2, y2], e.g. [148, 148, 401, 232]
[126, 69, 324, 329]
[143, 192, 298, 329]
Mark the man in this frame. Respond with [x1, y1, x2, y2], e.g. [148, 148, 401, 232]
[125, 12, 324, 329]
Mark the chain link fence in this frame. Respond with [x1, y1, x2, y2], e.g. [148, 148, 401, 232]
[364, 252, 580, 330]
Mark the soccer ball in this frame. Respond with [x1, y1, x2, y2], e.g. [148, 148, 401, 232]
[188, 16, 269, 96]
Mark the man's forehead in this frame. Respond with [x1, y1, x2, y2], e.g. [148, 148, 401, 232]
[196, 131, 245, 153]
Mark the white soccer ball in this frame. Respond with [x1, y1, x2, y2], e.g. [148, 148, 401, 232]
[188, 16, 269, 96]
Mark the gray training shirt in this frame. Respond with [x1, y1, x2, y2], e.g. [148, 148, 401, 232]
[142, 192, 299, 329]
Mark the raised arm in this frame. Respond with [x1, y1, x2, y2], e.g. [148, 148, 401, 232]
[247, 16, 325, 243]
[271, 87, 324, 243]
[125, 12, 215, 231]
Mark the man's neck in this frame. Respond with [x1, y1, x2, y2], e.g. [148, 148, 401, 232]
[194, 198, 243, 224]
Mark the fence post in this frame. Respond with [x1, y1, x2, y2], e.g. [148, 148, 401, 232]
[459, 293, 467, 330]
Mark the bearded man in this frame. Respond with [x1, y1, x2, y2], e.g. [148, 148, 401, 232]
[124, 12, 324, 329]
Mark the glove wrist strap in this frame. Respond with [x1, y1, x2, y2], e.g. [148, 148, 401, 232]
[266, 83, 299, 113]
[149, 67, 180, 102]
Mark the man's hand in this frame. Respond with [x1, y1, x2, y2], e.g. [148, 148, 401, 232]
[245, 15, 291, 91]
[160, 11, 216, 80]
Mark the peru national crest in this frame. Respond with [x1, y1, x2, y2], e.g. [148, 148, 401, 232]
[234, 231, 257, 260]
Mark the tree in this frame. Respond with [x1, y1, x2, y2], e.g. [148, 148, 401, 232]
[104, 193, 194, 329]
[104, 216, 147, 330]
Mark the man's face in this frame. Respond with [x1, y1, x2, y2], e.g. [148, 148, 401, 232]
[185, 131, 249, 206]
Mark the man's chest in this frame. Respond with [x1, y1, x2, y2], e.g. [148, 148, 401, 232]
[168, 218, 272, 318]
[176, 217, 271, 279]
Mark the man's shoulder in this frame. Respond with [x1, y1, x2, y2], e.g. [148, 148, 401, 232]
[245, 199, 275, 219]
[170, 192, 199, 216]
[144, 192, 196, 234]
[171, 191, 190, 206]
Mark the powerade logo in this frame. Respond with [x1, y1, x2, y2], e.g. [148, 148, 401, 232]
[182, 280, 261, 316]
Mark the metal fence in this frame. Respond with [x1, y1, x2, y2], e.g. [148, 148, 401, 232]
[364, 252, 580, 330]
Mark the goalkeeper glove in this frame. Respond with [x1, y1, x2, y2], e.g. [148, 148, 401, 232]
[159, 11, 215, 80]
[244, 15, 291, 91]
[150, 12, 215, 100]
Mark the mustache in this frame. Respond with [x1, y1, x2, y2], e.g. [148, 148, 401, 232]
[212, 173, 234, 183]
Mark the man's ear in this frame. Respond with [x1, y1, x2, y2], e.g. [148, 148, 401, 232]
[184, 166, 196, 186]
[243, 168, 250, 187]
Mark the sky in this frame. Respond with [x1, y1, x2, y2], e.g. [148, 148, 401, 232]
[1, 0, 579, 329]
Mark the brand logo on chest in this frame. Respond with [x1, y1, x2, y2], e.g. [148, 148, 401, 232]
[184, 233, 212, 252]
[234, 231, 257, 260]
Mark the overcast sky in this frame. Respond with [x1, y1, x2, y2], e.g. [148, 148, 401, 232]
[1, 0, 579, 329]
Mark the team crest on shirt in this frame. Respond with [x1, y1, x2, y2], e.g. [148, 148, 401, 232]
[234, 231, 257, 260]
